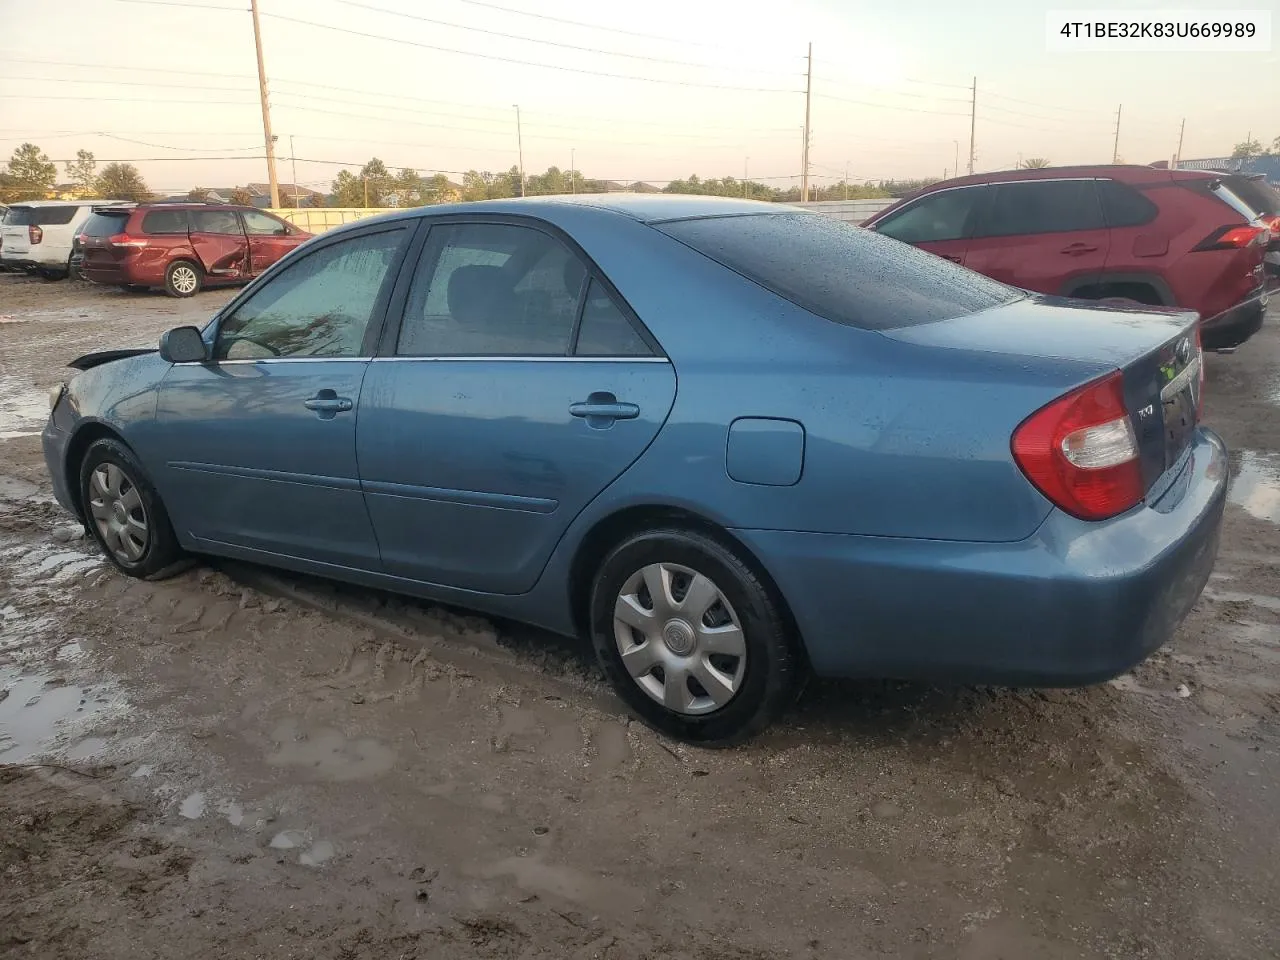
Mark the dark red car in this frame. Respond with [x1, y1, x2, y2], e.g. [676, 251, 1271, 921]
[863, 165, 1271, 350]
[78, 202, 311, 297]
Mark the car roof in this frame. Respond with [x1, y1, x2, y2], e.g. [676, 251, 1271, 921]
[922, 164, 1193, 191]
[373, 193, 800, 226]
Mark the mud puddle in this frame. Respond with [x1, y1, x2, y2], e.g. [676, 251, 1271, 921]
[0, 667, 126, 763]
[1230, 450, 1280, 524]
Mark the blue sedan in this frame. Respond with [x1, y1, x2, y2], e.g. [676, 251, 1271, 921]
[42, 195, 1227, 743]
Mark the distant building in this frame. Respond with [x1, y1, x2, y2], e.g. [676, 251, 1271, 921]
[247, 182, 326, 207]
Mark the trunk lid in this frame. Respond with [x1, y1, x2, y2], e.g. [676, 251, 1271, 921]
[79, 208, 134, 265]
[883, 293, 1203, 493]
[1, 207, 31, 254]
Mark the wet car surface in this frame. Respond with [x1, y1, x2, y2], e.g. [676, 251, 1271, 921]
[2, 271, 1280, 957]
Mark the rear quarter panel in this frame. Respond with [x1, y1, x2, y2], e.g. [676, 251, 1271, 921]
[537, 208, 1110, 543]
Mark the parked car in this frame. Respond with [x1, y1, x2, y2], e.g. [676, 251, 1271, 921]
[1218, 173, 1280, 288]
[42, 196, 1226, 743]
[863, 165, 1271, 350]
[78, 202, 311, 297]
[1, 200, 129, 279]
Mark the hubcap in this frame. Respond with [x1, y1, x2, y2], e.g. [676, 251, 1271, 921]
[612, 562, 747, 716]
[171, 266, 197, 293]
[88, 463, 150, 564]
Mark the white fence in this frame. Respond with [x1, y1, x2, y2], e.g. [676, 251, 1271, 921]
[792, 198, 895, 223]
[267, 207, 385, 233]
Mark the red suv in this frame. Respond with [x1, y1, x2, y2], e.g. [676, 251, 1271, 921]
[78, 202, 312, 297]
[863, 165, 1271, 350]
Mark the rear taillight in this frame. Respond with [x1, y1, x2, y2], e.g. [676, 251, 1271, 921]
[1012, 370, 1143, 521]
[1194, 224, 1268, 251]
[108, 233, 148, 249]
[28, 225, 43, 244]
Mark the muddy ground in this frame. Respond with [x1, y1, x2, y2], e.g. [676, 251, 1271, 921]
[1, 271, 1279, 959]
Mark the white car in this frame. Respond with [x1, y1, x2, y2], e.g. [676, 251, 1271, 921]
[0, 200, 130, 279]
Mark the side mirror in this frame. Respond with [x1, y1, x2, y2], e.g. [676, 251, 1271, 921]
[275, 226, 290, 236]
[159, 326, 208, 364]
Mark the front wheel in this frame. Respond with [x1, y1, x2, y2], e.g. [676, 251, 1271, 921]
[165, 259, 203, 298]
[589, 527, 798, 745]
[79, 438, 185, 579]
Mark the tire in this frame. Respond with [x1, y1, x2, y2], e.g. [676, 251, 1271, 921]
[164, 259, 203, 298]
[39, 267, 68, 281]
[589, 527, 797, 745]
[79, 438, 185, 579]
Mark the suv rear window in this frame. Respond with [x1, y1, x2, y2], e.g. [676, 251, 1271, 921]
[1208, 180, 1262, 221]
[142, 209, 189, 234]
[1221, 175, 1278, 217]
[82, 210, 132, 237]
[658, 212, 1020, 331]
[2, 205, 78, 226]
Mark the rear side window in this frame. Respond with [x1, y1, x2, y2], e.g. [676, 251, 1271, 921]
[575, 279, 653, 356]
[976, 180, 1104, 237]
[1098, 179, 1158, 228]
[875, 186, 986, 243]
[658, 213, 1019, 331]
[142, 209, 189, 234]
[3, 205, 78, 226]
[191, 209, 243, 235]
[81, 212, 132, 237]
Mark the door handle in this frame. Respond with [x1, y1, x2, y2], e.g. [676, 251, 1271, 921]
[570, 392, 640, 428]
[304, 390, 354, 419]
[1061, 243, 1098, 255]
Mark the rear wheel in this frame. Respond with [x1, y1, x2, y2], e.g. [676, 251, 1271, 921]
[165, 259, 203, 298]
[589, 527, 797, 745]
[79, 438, 185, 579]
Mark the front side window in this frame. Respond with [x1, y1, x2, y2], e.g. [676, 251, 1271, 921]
[213, 228, 406, 360]
[875, 187, 986, 244]
[242, 210, 290, 236]
[191, 209, 243, 235]
[397, 222, 588, 357]
[976, 180, 1105, 237]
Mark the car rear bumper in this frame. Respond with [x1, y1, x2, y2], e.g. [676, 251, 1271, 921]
[733, 427, 1228, 686]
[1200, 286, 1268, 350]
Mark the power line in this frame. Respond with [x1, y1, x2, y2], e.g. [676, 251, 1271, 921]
[813, 92, 969, 117]
[258, 11, 803, 93]
[0, 54, 256, 81]
[448, 0, 801, 54]
[113, 0, 245, 11]
[0, 73, 257, 93]
[0, 94, 257, 105]
[812, 75, 970, 104]
[331, 0, 802, 76]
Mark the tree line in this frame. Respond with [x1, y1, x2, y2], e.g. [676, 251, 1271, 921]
[331, 156, 942, 207]
[0, 145, 151, 203]
[1231, 134, 1280, 160]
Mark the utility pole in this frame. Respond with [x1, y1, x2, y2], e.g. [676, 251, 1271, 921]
[801, 42, 812, 203]
[570, 147, 575, 194]
[289, 134, 299, 208]
[249, 0, 281, 208]
[744, 157, 749, 197]
[1175, 118, 1185, 167]
[513, 104, 525, 197]
[953, 140, 959, 180]
[363, 176, 368, 208]
[967, 76, 976, 175]
[1112, 104, 1122, 163]
[844, 160, 849, 200]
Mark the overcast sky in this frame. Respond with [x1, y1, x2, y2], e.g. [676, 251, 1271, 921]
[1, 0, 1276, 194]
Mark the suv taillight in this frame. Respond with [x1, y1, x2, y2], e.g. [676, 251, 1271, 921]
[1012, 370, 1143, 521]
[1194, 224, 1268, 251]
[108, 233, 148, 249]
[28, 225, 43, 244]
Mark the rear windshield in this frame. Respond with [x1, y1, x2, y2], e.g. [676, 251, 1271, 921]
[1209, 180, 1263, 221]
[1222, 176, 1279, 216]
[3, 205, 78, 226]
[82, 211, 132, 237]
[657, 212, 1020, 330]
